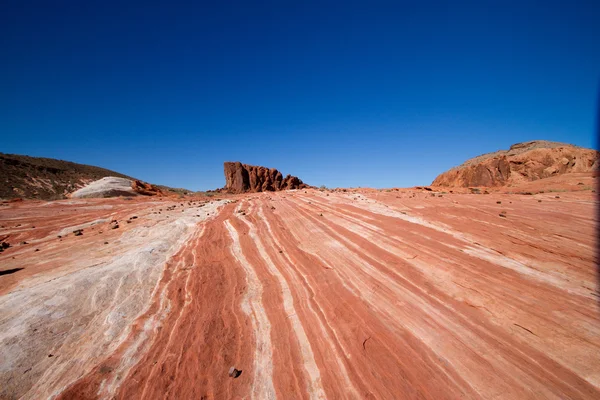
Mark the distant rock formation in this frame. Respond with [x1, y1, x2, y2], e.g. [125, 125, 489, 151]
[71, 177, 163, 198]
[223, 162, 309, 193]
[131, 180, 163, 196]
[432, 140, 599, 187]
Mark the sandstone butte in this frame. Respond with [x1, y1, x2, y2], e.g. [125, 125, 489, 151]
[223, 161, 309, 193]
[1, 158, 600, 399]
[432, 140, 600, 187]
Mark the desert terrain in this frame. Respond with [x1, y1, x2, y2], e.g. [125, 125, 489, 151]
[1, 169, 599, 399]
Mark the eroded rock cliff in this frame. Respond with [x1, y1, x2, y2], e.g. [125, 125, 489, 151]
[432, 141, 599, 187]
[223, 162, 308, 193]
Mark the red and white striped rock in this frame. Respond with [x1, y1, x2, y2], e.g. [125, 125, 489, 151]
[1, 185, 598, 399]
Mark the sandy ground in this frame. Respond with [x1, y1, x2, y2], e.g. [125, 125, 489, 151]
[0, 179, 599, 399]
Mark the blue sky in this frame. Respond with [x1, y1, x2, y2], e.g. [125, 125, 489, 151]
[1, 1, 599, 190]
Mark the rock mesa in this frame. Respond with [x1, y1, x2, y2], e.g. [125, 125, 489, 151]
[432, 140, 599, 187]
[223, 162, 308, 193]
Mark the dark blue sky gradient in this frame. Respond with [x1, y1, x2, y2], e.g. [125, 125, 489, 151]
[1, 1, 599, 190]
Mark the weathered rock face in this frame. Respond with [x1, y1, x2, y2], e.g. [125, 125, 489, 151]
[432, 141, 599, 187]
[131, 180, 163, 196]
[223, 162, 308, 193]
[70, 177, 163, 198]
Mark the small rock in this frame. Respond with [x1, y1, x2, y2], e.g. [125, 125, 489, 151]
[104, 242, 109, 245]
[73, 229, 83, 236]
[496, 201, 501, 204]
[228, 366, 242, 378]
[111, 224, 119, 229]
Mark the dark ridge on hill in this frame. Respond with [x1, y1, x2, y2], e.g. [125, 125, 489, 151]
[0, 153, 138, 200]
[0, 153, 189, 200]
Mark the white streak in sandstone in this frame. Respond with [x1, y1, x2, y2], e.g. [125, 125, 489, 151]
[224, 220, 276, 400]
[238, 205, 326, 399]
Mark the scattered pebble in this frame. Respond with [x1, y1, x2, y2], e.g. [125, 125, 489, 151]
[228, 366, 242, 378]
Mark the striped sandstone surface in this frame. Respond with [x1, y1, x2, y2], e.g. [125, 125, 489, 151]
[0, 185, 599, 399]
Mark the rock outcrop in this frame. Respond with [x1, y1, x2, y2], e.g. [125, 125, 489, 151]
[131, 180, 163, 196]
[70, 177, 163, 198]
[223, 162, 309, 193]
[432, 140, 599, 187]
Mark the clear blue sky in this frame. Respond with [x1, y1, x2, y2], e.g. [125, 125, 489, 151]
[1, 1, 599, 190]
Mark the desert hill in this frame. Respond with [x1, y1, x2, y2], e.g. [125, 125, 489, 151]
[0, 153, 186, 200]
[432, 140, 599, 187]
[0, 153, 138, 200]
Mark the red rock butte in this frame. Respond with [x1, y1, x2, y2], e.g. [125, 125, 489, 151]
[1, 154, 599, 399]
[223, 161, 309, 193]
